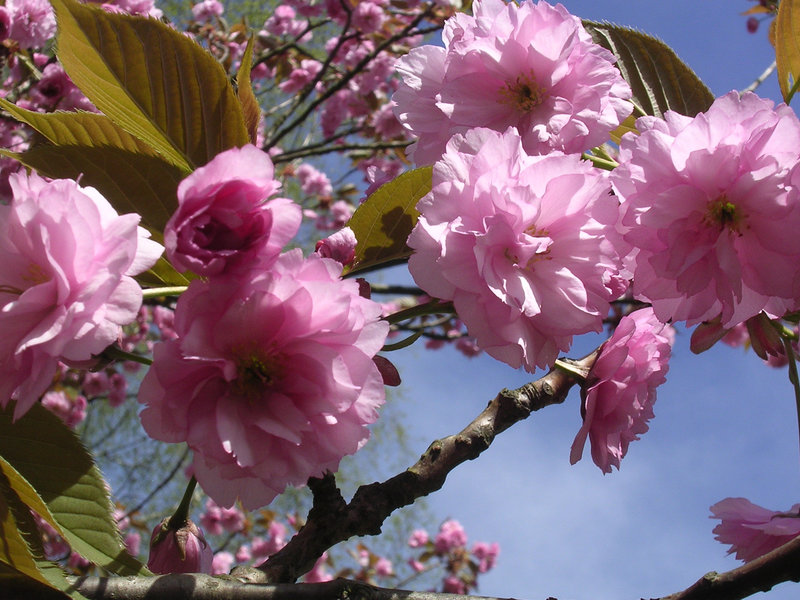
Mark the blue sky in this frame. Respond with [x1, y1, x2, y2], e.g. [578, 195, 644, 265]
[383, 2, 800, 599]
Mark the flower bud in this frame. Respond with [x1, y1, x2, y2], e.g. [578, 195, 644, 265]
[147, 518, 213, 574]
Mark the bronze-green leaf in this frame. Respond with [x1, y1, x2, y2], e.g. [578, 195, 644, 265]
[0, 403, 150, 577]
[237, 36, 261, 145]
[50, 0, 249, 171]
[775, 0, 800, 103]
[584, 22, 715, 118]
[0, 100, 165, 158]
[347, 166, 431, 275]
[3, 144, 183, 234]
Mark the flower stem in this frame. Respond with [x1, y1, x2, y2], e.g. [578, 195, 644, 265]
[102, 345, 153, 366]
[170, 476, 198, 530]
[142, 286, 188, 299]
[780, 335, 800, 473]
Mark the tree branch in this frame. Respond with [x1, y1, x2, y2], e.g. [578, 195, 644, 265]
[655, 534, 800, 600]
[70, 575, 515, 600]
[245, 357, 594, 584]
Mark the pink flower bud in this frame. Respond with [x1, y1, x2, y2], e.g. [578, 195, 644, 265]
[147, 518, 213, 574]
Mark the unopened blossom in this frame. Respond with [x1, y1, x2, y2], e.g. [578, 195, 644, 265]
[613, 91, 800, 328]
[408, 127, 627, 372]
[6, 0, 55, 48]
[393, 0, 632, 164]
[147, 518, 213, 574]
[570, 307, 673, 473]
[0, 172, 162, 420]
[710, 497, 800, 562]
[139, 249, 389, 510]
[314, 227, 357, 266]
[165, 145, 301, 277]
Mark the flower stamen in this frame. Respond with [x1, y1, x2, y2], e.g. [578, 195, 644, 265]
[498, 71, 546, 113]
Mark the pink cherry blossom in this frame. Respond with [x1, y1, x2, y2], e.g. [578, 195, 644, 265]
[41, 390, 87, 428]
[393, 0, 632, 164]
[314, 227, 357, 266]
[6, 0, 55, 49]
[471, 541, 499, 573]
[210, 551, 234, 575]
[408, 127, 627, 372]
[138, 249, 389, 510]
[570, 307, 674, 473]
[612, 91, 800, 328]
[408, 529, 429, 548]
[0, 172, 162, 420]
[191, 0, 223, 23]
[434, 519, 467, 554]
[710, 497, 800, 562]
[165, 145, 301, 277]
[147, 518, 213, 574]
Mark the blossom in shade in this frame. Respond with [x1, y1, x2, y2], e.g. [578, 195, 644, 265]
[570, 307, 673, 473]
[0, 172, 162, 420]
[392, 0, 632, 164]
[408, 127, 627, 372]
[612, 91, 800, 328]
[138, 249, 389, 510]
[164, 145, 301, 277]
[710, 497, 800, 562]
[147, 518, 213, 574]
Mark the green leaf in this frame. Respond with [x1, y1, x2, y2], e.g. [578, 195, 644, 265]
[237, 36, 261, 145]
[0, 99, 166, 158]
[347, 166, 432, 275]
[584, 22, 715, 118]
[0, 469, 78, 598]
[0, 403, 150, 577]
[775, 0, 800, 103]
[2, 144, 183, 234]
[50, 0, 249, 171]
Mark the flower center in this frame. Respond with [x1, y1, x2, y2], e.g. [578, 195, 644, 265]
[498, 71, 546, 113]
[705, 195, 743, 234]
[233, 348, 282, 400]
[0, 263, 49, 296]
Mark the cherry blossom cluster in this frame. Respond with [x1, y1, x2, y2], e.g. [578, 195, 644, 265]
[393, 0, 800, 562]
[138, 144, 391, 510]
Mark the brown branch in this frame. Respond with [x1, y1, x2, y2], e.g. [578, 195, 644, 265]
[655, 534, 800, 600]
[70, 575, 518, 600]
[241, 356, 595, 585]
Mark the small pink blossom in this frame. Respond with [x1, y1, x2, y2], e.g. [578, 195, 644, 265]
[296, 163, 333, 198]
[434, 519, 467, 554]
[613, 91, 800, 328]
[147, 518, 213, 574]
[124, 531, 141, 557]
[138, 250, 389, 510]
[191, 0, 223, 23]
[314, 227, 357, 266]
[442, 575, 467, 594]
[0, 172, 162, 420]
[408, 558, 425, 573]
[570, 307, 674, 473]
[278, 59, 322, 94]
[408, 127, 627, 372]
[41, 390, 87, 428]
[710, 498, 800, 562]
[210, 551, 234, 575]
[374, 556, 393, 577]
[393, 0, 632, 164]
[408, 529, 429, 548]
[471, 541, 499, 573]
[303, 552, 333, 583]
[165, 145, 301, 277]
